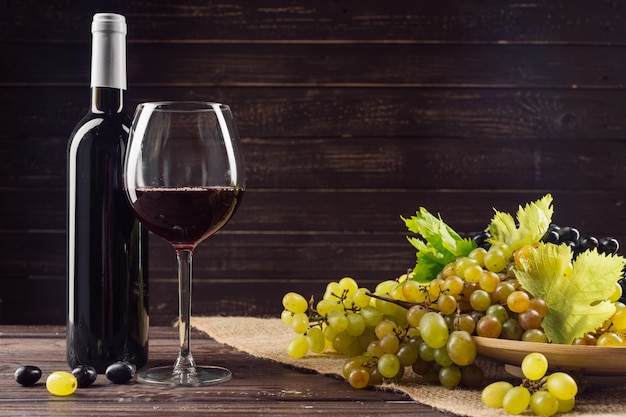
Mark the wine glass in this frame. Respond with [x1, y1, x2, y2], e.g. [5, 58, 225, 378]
[124, 101, 245, 386]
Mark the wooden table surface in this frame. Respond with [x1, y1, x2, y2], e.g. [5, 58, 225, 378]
[0, 325, 455, 416]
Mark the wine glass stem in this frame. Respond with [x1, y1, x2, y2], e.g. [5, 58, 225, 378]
[175, 248, 196, 371]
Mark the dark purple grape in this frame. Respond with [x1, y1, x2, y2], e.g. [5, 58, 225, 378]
[558, 226, 580, 245]
[105, 362, 135, 384]
[578, 236, 599, 252]
[599, 237, 620, 255]
[546, 223, 560, 232]
[71, 365, 97, 388]
[541, 230, 560, 244]
[472, 231, 491, 250]
[619, 277, 626, 305]
[15, 365, 42, 386]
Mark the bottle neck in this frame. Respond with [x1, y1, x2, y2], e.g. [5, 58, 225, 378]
[90, 14, 127, 94]
[91, 87, 125, 114]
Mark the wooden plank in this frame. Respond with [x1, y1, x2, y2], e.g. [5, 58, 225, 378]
[0, 403, 434, 417]
[3, 135, 626, 190]
[1, 190, 625, 235]
[5, 42, 626, 89]
[0, 231, 417, 280]
[2, 87, 626, 140]
[0, 0, 625, 44]
[0, 326, 448, 416]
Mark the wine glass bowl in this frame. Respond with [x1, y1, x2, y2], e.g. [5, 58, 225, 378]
[124, 101, 244, 386]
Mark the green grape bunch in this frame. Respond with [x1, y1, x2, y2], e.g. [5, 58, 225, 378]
[281, 276, 484, 390]
[482, 352, 577, 416]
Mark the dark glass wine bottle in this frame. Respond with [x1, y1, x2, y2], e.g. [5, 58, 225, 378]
[67, 13, 148, 373]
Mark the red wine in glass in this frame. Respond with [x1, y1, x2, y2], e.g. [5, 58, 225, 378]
[132, 186, 243, 249]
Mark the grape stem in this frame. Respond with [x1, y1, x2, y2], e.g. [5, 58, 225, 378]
[365, 292, 432, 310]
[521, 377, 547, 394]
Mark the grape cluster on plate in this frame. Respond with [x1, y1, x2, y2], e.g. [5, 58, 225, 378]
[281, 205, 626, 417]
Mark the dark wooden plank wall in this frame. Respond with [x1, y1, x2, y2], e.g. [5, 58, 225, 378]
[1, 0, 626, 325]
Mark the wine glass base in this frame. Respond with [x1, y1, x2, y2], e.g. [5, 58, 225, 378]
[137, 365, 232, 387]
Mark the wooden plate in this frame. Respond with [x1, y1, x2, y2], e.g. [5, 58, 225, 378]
[474, 336, 626, 376]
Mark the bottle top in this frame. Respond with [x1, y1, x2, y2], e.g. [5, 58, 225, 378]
[92, 13, 127, 34]
[90, 13, 127, 90]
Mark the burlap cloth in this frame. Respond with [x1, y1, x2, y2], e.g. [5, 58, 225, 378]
[191, 316, 626, 417]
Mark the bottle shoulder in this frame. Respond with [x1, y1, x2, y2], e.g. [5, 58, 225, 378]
[69, 111, 131, 142]
[73, 109, 131, 127]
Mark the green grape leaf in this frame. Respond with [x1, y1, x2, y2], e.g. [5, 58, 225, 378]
[514, 242, 625, 344]
[488, 194, 554, 257]
[402, 208, 476, 283]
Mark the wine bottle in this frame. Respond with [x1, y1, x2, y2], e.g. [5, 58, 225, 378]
[66, 13, 148, 373]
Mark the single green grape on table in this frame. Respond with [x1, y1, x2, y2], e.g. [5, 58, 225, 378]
[46, 371, 78, 396]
